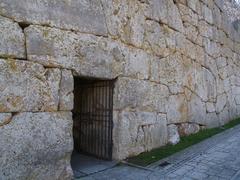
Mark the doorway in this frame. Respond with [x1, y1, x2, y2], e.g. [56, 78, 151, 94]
[72, 77, 114, 160]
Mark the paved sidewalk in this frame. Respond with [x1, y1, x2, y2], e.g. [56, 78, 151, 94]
[79, 125, 240, 180]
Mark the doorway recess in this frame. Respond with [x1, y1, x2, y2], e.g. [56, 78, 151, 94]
[72, 77, 114, 160]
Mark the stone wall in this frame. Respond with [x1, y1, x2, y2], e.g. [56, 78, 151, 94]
[0, 0, 240, 179]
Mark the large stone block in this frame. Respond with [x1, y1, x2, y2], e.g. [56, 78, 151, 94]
[0, 112, 73, 179]
[124, 49, 150, 80]
[206, 102, 216, 113]
[187, 0, 201, 13]
[202, 4, 213, 24]
[25, 25, 125, 79]
[187, 64, 217, 102]
[0, 16, 25, 59]
[167, 94, 188, 124]
[145, 0, 184, 32]
[0, 59, 62, 112]
[59, 69, 74, 111]
[143, 21, 188, 58]
[188, 94, 207, 126]
[216, 93, 227, 113]
[218, 106, 230, 125]
[199, 20, 214, 39]
[113, 111, 167, 160]
[212, 4, 222, 29]
[150, 52, 192, 91]
[235, 95, 240, 105]
[216, 57, 227, 69]
[0, 0, 107, 36]
[167, 124, 180, 145]
[177, 123, 200, 136]
[222, 14, 232, 37]
[227, 92, 239, 120]
[184, 22, 199, 44]
[203, 38, 221, 58]
[178, 4, 199, 26]
[205, 112, 220, 128]
[142, 21, 169, 57]
[114, 77, 169, 113]
[101, 0, 145, 47]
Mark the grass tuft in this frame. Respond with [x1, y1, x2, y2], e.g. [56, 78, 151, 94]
[127, 118, 240, 166]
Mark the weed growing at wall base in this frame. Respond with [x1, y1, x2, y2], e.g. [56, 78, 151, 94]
[127, 117, 240, 166]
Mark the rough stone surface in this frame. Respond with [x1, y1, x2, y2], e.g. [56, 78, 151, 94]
[59, 69, 74, 111]
[0, 0, 107, 35]
[178, 123, 201, 136]
[0, 59, 61, 112]
[188, 95, 208, 126]
[167, 95, 188, 124]
[0, 16, 25, 59]
[0, 112, 73, 179]
[114, 77, 169, 113]
[146, 0, 184, 33]
[1, 0, 240, 178]
[0, 113, 12, 126]
[167, 124, 180, 145]
[113, 111, 167, 160]
[25, 25, 126, 79]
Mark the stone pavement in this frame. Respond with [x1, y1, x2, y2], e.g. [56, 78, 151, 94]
[71, 152, 117, 178]
[78, 124, 240, 180]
